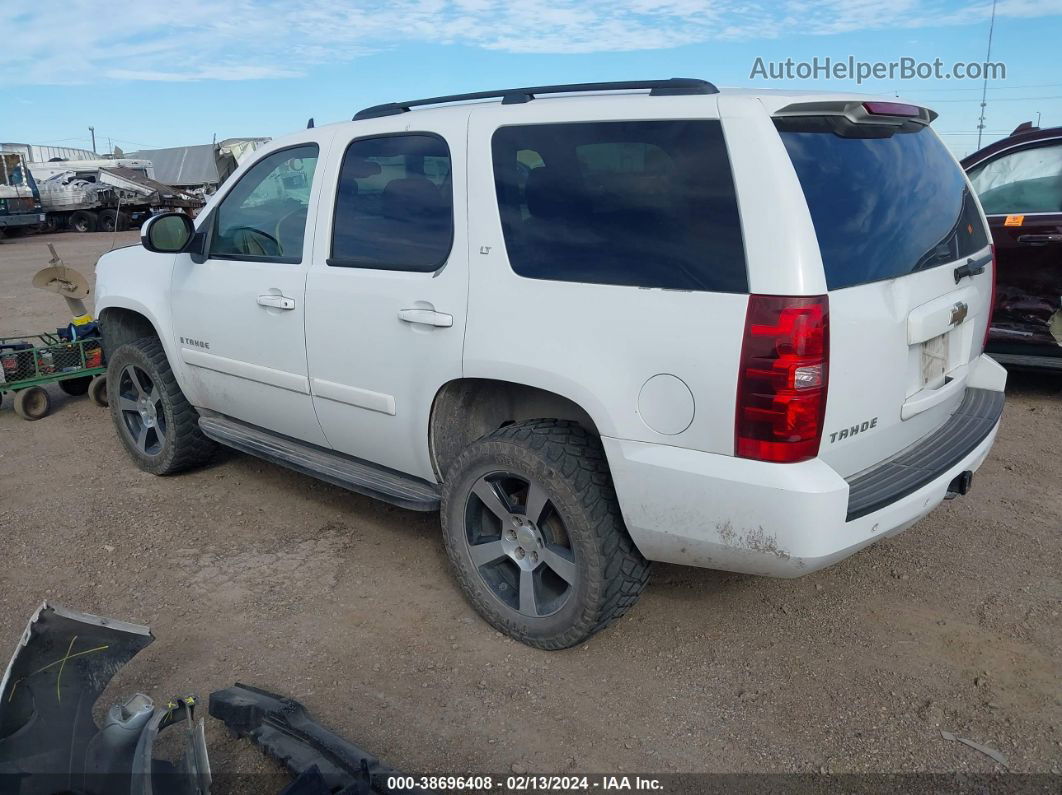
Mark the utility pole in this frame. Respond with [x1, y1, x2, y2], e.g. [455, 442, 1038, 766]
[975, 0, 998, 150]
[89, 126, 97, 154]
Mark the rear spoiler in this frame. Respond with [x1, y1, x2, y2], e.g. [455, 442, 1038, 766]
[774, 100, 937, 127]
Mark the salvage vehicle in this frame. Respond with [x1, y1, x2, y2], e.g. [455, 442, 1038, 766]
[963, 123, 1062, 370]
[0, 152, 45, 236]
[28, 158, 202, 233]
[94, 79, 1006, 649]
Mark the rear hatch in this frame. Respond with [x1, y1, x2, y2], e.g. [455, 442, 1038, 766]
[776, 102, 993, 478]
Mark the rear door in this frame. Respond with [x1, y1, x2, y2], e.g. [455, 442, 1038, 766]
[966, 138, 1062, 361]
[775, 109, 994, 477]
[304, 120, 469, 481]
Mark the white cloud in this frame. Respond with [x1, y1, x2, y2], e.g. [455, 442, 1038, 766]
[4, 0, 1062, 84]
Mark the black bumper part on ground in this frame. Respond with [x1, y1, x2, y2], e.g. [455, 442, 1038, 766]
[0, 602, 210, 795]
[845, 388, 1005, 521]
[209, 684, 422, 795]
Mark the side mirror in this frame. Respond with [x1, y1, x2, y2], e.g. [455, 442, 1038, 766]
[141, 213, 194, 253]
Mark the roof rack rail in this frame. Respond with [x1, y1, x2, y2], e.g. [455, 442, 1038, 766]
[353, 78, 717, 120]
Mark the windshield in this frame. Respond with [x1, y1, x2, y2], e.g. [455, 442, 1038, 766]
[1, 153, 30, 187]
[778, 123, 988, 290]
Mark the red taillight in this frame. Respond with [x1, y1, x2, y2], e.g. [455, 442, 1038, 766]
[863, 101, 921, 117]
[735, 294, 829, 464]
[983, 244, 996, 351]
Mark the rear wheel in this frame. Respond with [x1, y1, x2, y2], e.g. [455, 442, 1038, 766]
[59, 376, 92, 396]
[88, 375, 108, 406]
[441, 419, 650, 650]
[98, 209, 118, 232]
[14, 387, 50, 420]
[106, 337, 216, 474]
[70, 210, 98, 233]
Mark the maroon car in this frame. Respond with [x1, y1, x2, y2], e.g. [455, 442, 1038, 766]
[963, 123, 1062, 369]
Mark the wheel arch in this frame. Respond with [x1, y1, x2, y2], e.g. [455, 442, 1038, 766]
[98, 305, 160, 357]
[429, 378, 604, 481]
[97, 301, 190, 395]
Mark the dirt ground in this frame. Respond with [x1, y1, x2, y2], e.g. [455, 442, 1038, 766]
[1, 231, 1059, 785]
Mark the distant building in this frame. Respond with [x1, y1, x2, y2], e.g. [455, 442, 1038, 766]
[0, 142, 98, 162]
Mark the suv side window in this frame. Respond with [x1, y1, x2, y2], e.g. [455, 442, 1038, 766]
[491, 120, 747, 292]
[209, 144, 319, 263]
[967, 141, 1062, 215]
[329, 134, 453, 272]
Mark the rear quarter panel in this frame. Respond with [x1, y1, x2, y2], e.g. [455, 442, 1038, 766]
[463, 95, 753, 454]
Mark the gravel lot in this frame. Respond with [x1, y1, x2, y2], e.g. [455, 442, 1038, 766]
[1, 231, 1059, 784]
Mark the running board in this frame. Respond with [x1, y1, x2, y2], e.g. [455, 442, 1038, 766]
[198, 416, 441, 511]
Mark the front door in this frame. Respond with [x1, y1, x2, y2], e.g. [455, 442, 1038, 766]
[170, 137, 332, 445]
[304, 121, 469, 480]
[967, 138, 1062, 360]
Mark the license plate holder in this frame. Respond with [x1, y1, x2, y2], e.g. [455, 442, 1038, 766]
[921, 332, 948, 388]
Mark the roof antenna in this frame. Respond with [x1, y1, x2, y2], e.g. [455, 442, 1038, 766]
[306, 118, 314, 129]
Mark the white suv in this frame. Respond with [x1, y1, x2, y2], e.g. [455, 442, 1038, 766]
[95, 79, 1006, 649]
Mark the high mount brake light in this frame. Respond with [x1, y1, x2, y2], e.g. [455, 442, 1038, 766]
[735, 295, 829, 464]
[863, 101, 921, 117]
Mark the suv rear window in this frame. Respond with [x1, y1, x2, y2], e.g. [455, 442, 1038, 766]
[492, 120, 747, 292]
[778, 123, 988, 290]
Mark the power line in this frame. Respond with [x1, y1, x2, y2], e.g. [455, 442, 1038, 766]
[882, 82, 1062, 94]
[928, 94, 1062, 103]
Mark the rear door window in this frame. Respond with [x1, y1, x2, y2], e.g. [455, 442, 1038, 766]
[329, 134, 453, 272]
[778, 123, 988, 290]
[491, 120, 747, 292]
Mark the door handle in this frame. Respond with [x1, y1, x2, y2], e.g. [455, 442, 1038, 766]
[1017, 233, 1062, 245]
[398, 308, 453, 327]
[953, 256, 988, 284]
[257, 294, 296, 310]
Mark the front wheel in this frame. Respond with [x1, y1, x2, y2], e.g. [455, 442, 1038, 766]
[14, 387, 50, 420]
[441, 420, 650, 650]
[106, 337, 216, 474]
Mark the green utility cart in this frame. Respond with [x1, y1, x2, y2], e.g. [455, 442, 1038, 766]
[0, 333, 107, 420]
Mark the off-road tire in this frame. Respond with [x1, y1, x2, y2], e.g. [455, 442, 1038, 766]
[107, 336, 216, 475]
[441, 419, 650, 649]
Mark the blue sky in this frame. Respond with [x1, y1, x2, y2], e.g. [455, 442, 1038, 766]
[3, 0, 1062, 158]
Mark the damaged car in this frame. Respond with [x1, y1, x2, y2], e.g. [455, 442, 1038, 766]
[963, 122, 1062, 370]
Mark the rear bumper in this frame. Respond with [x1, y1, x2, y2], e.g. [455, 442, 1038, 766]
[604, 384, 1004, 577]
